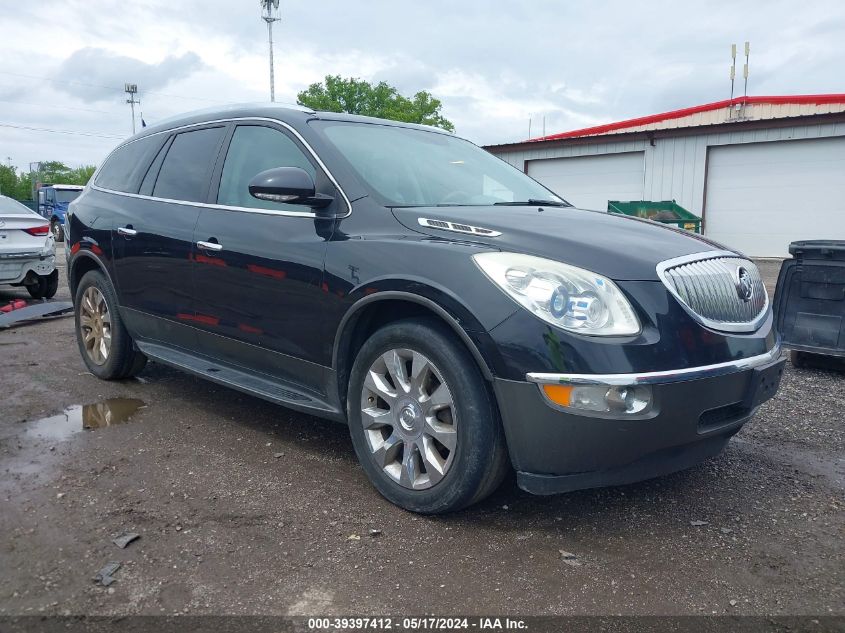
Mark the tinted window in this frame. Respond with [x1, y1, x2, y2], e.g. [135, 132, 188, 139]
[95, 135, 163, 193]
[217, 125, 316, 211]
[153, 127, 226, 202]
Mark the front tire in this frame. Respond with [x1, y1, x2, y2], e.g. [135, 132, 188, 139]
[347, 318, 509, 514]
[74, 270, 147, 379]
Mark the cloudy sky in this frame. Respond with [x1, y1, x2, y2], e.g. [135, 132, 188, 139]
[1, 0, 843, 171]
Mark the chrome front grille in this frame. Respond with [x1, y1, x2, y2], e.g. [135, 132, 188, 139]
[657, 252, 769, 333]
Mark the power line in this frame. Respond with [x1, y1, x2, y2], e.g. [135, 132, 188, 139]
[0, 71, 227, 104]
[0, 70, 307, 110]
[0, 122, 124, 139]
[0, 71, 120, 92]
[0, 98, 115, 115]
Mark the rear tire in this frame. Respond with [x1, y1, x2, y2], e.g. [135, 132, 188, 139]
[74, 270, 146, 379]
[26, 270, 59, 299]
[347, 317, 509, 514]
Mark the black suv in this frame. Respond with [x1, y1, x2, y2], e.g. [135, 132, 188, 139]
[66, 104, 784, 513]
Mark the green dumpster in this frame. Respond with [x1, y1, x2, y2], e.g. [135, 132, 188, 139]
[607, 200, 702, 233]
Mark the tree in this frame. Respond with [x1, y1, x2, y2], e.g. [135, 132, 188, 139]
[69, 165, 96, 184]
[0, 165, 17, 198]
[297, 75, 455, 132]
[0, 162, 97, 200]
[39, 161, 74, 184]
[0, 165, 33, 200]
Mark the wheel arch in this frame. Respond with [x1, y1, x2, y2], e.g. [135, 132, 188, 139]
[69, 251, 115, 298]
[332, 291, 497, 412]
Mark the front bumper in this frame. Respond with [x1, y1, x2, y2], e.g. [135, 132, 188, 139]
[493, 344, 785, 495]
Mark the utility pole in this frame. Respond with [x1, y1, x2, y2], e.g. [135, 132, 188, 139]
[260, 0, 281, 102]
[125, 83, 140, 135]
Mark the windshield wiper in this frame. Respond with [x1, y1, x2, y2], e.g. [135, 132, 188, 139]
[494, 199, 569, 207]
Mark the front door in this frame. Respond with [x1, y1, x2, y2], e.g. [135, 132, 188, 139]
[190, 122, 340, 389]
[38, 188, 54, 219]
[112, 124, 228, 347]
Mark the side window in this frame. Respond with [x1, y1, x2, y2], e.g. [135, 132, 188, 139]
[217, 125, 317, 211]
[153, 127, 226, 203]
[95, 135, 163, 193]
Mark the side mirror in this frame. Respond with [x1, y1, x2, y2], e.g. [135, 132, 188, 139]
[248, 167, 333, 209]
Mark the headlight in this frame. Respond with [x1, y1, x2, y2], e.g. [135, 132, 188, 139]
[473, 252, 641, 336]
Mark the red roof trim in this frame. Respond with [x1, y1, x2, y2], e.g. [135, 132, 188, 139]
[530, 94, 845, 142]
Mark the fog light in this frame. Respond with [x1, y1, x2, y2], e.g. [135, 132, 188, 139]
[541, 383, 652, 416]
[605, 385, 651, 414]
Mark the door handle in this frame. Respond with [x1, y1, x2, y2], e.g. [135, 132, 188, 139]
[117, 226, 137, 236]
[196, 240, 223, 252]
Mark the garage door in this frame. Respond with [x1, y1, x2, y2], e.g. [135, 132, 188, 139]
[526, 152, 644, 211]
[705, 137, 845, 257]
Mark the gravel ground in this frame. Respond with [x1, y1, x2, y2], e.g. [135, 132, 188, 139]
[0, 248, 842, 616]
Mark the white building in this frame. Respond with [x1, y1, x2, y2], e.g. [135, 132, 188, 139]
[486, 95, 845, 257]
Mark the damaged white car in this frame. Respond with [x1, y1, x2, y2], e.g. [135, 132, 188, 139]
[0, 195, 58, 299]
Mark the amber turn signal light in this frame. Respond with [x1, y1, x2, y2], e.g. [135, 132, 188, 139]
[542, 384, 574, 407]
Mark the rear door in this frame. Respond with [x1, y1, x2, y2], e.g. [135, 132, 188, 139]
[190, 122, 339, 387]
[111, 124, 228, 347]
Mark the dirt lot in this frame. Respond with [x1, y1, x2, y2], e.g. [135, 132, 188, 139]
[1, 249, 842, 616]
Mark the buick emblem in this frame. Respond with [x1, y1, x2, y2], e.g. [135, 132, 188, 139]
[0, 219, 5, 228]
[735, 266, 753, 302]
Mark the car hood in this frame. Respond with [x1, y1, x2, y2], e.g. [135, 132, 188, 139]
[392, 205, 729, 281]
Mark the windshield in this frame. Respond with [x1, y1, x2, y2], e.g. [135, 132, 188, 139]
[55, 189, 82, 203]
[314, 121, 567, 207]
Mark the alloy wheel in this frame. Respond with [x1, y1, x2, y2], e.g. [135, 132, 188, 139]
[360, 348, 457, 490]
[79, 286, 112, 365]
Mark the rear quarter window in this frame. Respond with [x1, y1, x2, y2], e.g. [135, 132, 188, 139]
[95, 135, 164, 193]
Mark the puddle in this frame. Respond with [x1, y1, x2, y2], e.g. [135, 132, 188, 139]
[26, 398, 146, 442]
